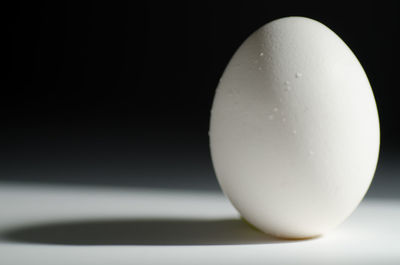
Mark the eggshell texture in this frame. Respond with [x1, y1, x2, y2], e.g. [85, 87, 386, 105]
[209, 17, 380, 238]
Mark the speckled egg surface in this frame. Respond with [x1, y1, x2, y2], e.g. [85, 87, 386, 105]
[209, 17, 380, 238]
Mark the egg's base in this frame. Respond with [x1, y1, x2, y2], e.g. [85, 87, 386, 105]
[240, 216, 323, 240]
[271, 233, 322, 241]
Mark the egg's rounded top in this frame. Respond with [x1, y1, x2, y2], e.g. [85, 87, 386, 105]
[210, 17, 379, 238]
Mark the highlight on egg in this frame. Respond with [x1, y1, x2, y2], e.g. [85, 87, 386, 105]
[209, 17, 380, 239]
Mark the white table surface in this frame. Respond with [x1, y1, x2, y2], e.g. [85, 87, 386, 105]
[0, 182, 399, 265]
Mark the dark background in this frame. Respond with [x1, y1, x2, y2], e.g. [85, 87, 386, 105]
[3, 1, 399, 195]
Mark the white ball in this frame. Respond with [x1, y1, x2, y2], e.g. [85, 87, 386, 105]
[209, 17, 380, 238]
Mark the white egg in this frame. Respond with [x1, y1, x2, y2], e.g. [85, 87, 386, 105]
[209, 17, 380, 238]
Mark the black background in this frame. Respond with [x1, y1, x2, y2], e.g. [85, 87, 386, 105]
[3, 1, 399, 191]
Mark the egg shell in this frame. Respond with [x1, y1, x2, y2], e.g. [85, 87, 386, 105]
[209, 17, 380, 238]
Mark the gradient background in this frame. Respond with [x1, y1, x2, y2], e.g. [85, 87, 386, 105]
[3, 1, 399, 197]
